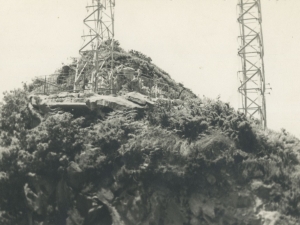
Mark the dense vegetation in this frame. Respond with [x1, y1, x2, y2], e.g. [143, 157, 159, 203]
[1, 46, 300, 224]
[1, 86, 300, 224]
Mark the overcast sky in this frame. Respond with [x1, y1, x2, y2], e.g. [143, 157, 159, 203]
[0, 0, 300, 137]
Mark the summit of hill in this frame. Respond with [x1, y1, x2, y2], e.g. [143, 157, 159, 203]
[0, 43, 300, 225]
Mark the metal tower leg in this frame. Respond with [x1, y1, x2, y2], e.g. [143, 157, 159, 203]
[237, 0, 267, 129]
[74, 0, 115, 94]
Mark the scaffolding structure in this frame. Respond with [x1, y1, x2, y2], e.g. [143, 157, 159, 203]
[237, 0, 267, 129]
[74, 0, 115, 93]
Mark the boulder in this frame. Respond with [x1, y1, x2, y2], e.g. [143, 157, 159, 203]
[123, 92, 154, 106]
[97, 188, 114, 202]
[66, 162, 85, 190]
[87, 95, 143, 111]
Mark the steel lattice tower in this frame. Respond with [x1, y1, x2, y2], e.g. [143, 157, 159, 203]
[237, 0, 267, 129]
[74, 0, 115, 92]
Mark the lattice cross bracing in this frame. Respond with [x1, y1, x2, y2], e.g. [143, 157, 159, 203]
[237, 0, 267, 129]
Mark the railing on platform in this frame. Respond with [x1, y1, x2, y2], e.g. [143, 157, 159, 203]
[32, 72, 170, 98]
[33, 73, 75, 94]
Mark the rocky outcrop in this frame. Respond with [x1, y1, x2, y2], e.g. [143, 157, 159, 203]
[29, 92, 153, 117]
[19, 152, 298, 225]
[123, 92, 154, 107]
[86, 95, 143, 111]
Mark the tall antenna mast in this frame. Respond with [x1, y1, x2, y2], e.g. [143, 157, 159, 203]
[237, 0, 267, 129]
[74, 0, 115, 93]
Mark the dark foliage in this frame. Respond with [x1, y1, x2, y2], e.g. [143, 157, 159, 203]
[1, 63, 300, 224]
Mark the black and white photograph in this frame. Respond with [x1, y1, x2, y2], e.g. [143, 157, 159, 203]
[0, 0, 300, 224]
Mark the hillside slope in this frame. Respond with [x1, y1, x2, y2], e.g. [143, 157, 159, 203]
[30, 41, 196, 100]
[1, 49, 300, 224]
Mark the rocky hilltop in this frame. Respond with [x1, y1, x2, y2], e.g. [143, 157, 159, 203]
[1, 46, 300, 225]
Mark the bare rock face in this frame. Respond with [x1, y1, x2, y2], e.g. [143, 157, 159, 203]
[123, 92, 154, 106]
[30, 92, 151, 117]
[20, 160, 290, 225]
[86, 95, 143, 111]
[22, 168, 289, 225]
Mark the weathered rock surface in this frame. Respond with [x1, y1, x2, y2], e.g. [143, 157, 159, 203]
[19, 153, 296, 225]
[123, 92, 154, 106]
[29, 92, 152, 116]
[87, 95, 143, 111]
